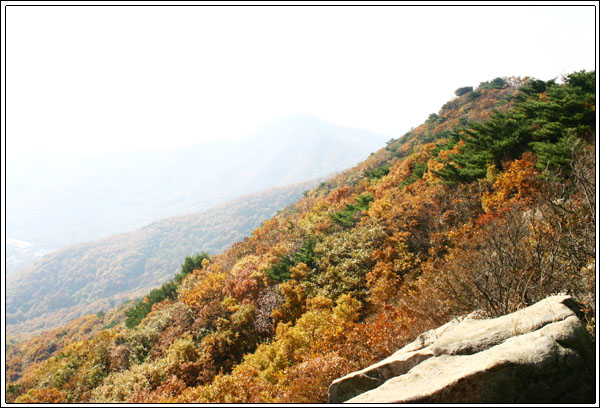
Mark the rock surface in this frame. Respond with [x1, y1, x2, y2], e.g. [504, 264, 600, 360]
[329, 295, 595, 404]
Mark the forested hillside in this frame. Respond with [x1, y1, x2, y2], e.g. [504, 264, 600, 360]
[6, 179, 323, 336]
[7, 113, 386, 265]
[6, 301, 136, 384]
[6, 72, 595, 404]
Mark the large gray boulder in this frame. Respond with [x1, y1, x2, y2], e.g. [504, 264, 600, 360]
[329, 295, 595, 404]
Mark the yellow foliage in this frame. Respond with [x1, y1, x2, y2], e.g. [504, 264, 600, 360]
[179, 269, 227, 312]
[438, 139, 464, 162]
[481, 152, 539, 214]
[367, 191, 393, 220]
[16, 387, 67, 403]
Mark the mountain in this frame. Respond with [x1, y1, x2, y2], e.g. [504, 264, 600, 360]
[6, 178, 323, 335]
[7, 114, 387, 273]
[5, 72, 595, 404]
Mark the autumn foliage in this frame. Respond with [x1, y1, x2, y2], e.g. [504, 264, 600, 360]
[6, 71, 595, 404]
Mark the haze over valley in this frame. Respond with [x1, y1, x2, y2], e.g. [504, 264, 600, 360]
[7, 113, 387, 275]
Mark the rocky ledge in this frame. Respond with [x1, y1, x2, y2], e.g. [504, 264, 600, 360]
[329, 295, 595, 404]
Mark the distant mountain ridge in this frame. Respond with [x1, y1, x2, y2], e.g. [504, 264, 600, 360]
[7, 114, 387, 272]
[6, 178, 323, 335]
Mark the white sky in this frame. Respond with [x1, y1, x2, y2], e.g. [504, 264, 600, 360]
[3, 3, 597, 158]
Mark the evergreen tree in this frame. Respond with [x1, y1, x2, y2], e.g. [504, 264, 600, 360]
[435, 70, 595, 184]
[125, 252, 210, 328]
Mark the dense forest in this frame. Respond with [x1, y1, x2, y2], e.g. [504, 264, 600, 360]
[5, 71, 595, 403]
[6, 179, 322, 336]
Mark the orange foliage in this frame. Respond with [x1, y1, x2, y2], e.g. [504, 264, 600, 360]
[277, 353, 351, 403]
[271, 263, 309, 325]
[223, 255, 264, 303]
[16, 387, 67, 403]
[131, 375, 187, 403]
[325, 185, 352, 204]
[13, 75, 595, 405]
[481, 152, 540, 214]
[180, 269, 226, 313]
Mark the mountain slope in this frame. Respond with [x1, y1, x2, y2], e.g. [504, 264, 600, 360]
[7, 114, 386, 267]
[6, 178, 323, 335]
[6, 72, 595, 404]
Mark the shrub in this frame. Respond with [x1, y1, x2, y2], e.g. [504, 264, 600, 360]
[454, 86, 473, 96]
[125, 253, 210, 328]
[466, 90, 482, 102]
[329, 193, 374, 228]
[426, 113, 439, 123]
[266, 237, 318, 282]
[400, 162, 428, 188]
[364, 164, 390, 181]
[480, 77, 506, 89]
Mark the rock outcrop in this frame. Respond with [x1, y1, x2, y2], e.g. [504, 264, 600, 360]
[329, 295, 595, 404]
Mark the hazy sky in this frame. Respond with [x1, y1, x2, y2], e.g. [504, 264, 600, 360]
[4, 4, 597, 158]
